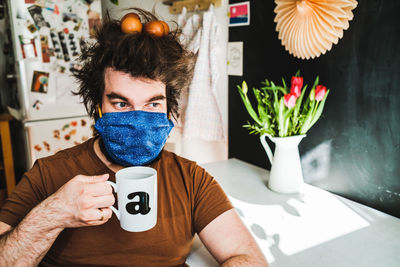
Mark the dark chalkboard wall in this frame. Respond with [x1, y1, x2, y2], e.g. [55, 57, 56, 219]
[228, 0, 400, 218]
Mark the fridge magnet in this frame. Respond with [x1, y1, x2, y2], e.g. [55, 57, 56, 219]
[69, 129, 77, 136]
[74, 141, 81, 145]
[62, 123, 70, 131]
[34, 144, 42, 152]
[43, 141, 50, 151]
[73, 17, 83, 31]
[50, 30, 64, 60]
[229, 1, 250, 27]
[62, 12, 80, 25]
[25, 0, 36, 3]
[81, 135, 88, 142]
[71, 121, 78, 127]
[64, 134, 71, 140]
[19, 35, 38, 59]
[81, 119, 87, 127]
[28, 5, 50, 29]
[32, 99, 43, 110]
[68, 33, 79, 57]
[31, 71, 49, 94]
[227, 42, 243, 76]
[44, 3, 60, 15]
[58, 31, 70, 62]
[57, 65, 66, 73]
[26, 23, 38, 33]
[40, 35, 51, 63]
[47, 47, 56, 57]
[88, 9, 101, 37]
[53, 129, 60, 139]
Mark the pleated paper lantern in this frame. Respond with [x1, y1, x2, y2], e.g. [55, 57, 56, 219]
[274, 0, 358, 59]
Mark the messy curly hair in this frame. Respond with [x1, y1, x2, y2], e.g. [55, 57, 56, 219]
[72, 8, 195, 121]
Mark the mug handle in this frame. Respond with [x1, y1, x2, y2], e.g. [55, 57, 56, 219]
[106, 181, 120, 220]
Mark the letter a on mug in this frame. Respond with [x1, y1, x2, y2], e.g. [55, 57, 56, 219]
[107, 167, 157, 232]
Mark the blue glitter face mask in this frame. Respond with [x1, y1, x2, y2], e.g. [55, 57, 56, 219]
[94, 110, 174, 166]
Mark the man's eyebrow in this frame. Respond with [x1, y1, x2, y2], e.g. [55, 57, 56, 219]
[106, 92, 128, 102]
[147, 95, 166, 102]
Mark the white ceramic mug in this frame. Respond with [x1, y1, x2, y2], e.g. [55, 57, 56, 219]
[106, 166, 157, 232]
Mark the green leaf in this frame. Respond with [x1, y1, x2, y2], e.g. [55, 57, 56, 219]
[282, 77, 287, 93]
[299, 100, 316, 134]
[238, 86, 262, 126]
[292, 84, 308, 131]
[295, 70, 301, 77]
[278, 97, 285, 136]
[254, 88, 270, 128]
[308, 90, 330, 130]
[312, 76, 319, 90]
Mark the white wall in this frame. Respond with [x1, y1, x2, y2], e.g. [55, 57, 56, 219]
[101, 0, 229, 164]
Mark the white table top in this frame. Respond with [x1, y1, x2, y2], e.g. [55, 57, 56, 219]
[186, 158, 400, 267]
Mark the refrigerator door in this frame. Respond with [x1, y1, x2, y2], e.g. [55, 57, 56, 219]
[16, 59, 88, 121]
[24, 116, 94, 167]
[7, 0, 102, 121]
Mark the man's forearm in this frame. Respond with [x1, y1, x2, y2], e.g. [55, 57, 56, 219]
[0, 197, 64, 266]
[222, 254, 268, 267]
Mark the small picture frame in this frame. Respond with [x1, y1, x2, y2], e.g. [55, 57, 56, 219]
[31, 71, 49, 94]
[229, 1, 250, 27]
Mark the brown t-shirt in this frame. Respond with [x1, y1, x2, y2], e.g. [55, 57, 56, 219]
[0, 138, 233, 266]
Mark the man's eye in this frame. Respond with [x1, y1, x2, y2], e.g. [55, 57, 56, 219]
[114, 102, 127, 108]
[148, 103, 160, 108]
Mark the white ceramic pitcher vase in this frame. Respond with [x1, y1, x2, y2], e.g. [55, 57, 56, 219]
[260, 134, 306, 194]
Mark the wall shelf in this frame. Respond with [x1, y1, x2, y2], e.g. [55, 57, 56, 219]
[163, 0, 221, 14]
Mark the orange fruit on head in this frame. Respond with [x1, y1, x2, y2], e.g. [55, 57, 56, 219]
[121, 13, 142, 34]
[121, 12, 140, 21]
[144, 21, 167, 37]
[160, 21, 169, 35]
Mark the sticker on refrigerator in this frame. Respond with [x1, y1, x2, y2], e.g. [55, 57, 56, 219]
[53, 130, 60, 139]
[31, 71, 49, 93]
[58, 31, 70, 61]
[32, 99, 44, 110]
[49, 30, 63, 60]
[40, 35, 51, 63]
[43, 141, 50, 151]
[19, 35, 38, 59]
[26, 22, 38, 33]
[28, 5, 50, 29]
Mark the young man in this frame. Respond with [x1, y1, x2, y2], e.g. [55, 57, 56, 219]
[0, 9, 267, 266]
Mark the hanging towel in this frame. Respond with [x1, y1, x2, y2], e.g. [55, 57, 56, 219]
[180, 5, 226, 141]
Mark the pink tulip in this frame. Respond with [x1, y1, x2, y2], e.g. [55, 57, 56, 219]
[315, 85, 327, 101]
[284, 93, 297, 108]
[290, 76, 303, 97]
